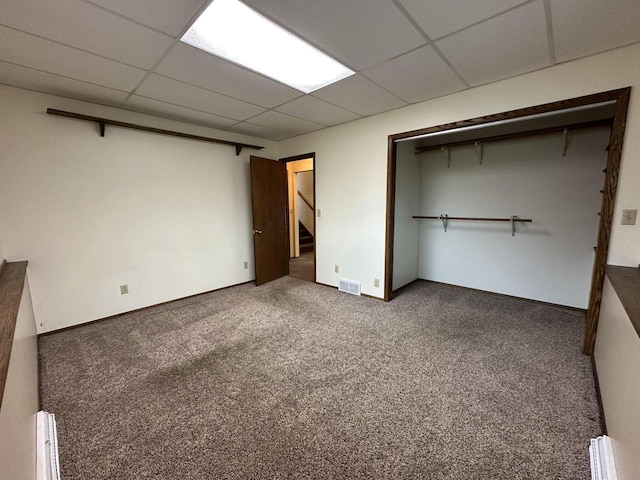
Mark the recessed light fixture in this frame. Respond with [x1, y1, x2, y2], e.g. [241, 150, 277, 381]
[181, 0, 355, 94]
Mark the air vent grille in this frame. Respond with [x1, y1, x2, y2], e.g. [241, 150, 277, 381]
[338, 278, 361, 296]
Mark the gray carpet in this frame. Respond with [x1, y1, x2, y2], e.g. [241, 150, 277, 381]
[289, 251, 315, 283]
[39, 278, 601, 479]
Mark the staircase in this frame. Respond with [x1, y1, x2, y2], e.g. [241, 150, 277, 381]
[299, 222, 314, 254]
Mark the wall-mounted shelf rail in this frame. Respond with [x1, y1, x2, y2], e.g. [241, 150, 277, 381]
[46, 108, 264, 156]
[413, 215, 532, 236]
[414, 118, 613, 156]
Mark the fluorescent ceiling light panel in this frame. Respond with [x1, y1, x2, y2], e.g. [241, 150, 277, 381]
[181, 0, 355, 93]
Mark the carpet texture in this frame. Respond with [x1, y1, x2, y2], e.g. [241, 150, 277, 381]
[39, 278, 601, 479]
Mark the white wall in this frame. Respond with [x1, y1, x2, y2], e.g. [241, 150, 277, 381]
[392, 141, 421, 290]
[0, 275, 38, 480]
[0, 86, 278, 332]
[414, 128, 608, 308]
[594, 278, 640, 480]
[278, 43, 640, 298]
[297, 170, 314, 235]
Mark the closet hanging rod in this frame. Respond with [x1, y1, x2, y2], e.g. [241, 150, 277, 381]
[412, 216, 532, 222]
[46, 108, 264, 156]
[413, 118, 613, 155]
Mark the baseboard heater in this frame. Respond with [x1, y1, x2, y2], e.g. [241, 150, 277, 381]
[37, 411, 61, 480]
[338, 278, 361, 296]
[590, 435, 617, 480]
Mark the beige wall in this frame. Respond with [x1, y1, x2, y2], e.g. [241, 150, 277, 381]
[0, 275, 38, 480]
[0, 86, 278, 332]
[594, 278, 640, 480]
[278, 42, 640, 297]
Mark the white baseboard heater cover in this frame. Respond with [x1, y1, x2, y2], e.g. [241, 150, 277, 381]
[590, 435, 618, 480]
[338, 278, 361, 296]
[37, 411, 61, 480]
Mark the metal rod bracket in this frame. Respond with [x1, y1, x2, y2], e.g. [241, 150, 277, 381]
[440, 214, 448, 232]
[442, 146, 450, 168]
[99, 120, 105, 137]
[475, 141, 483, 164]
[511, 215, 517, 236]
[562, 128, 568, 156]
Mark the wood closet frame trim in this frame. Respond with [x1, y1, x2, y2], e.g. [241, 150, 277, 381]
[383, 87, 631, 356]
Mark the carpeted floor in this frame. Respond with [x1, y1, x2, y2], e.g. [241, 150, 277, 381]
[39, 278, 601, 479]
[289, 251, 315, 282]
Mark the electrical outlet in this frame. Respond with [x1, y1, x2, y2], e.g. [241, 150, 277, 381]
[243, 261, 249, 269]
[317, 209, 322, 218]
[622, 209, 637, 225]
[334, 265, 339, 273]
[120, 284, 129, 295]
[374, 278, 380, 288]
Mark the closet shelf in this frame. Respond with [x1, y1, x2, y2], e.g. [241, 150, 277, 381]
[412, 215, 532, 236]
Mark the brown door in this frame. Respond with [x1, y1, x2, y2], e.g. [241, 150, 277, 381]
[250, 155, 289, 286]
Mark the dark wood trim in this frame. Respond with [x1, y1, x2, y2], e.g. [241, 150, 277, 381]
[583, 88, 631, 355]
[0, 261, 28, 409]
[591, 356, 608, 435]
[38, 280, 254, 337]
[384, 89, 632, 353]
[298, 190, 313, 210]
[390, 88, 626, 142]
[46, 108, 264, 155]
[602, 265, 640, 338]
[279, 152, 315, 163]
[414, 118, 613, 154]
[281, 153, 317, 283]
[383, 138, 397, 302]
[0, 259, 7, 278]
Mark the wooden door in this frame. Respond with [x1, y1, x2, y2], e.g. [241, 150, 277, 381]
[250, 155, 289, 286]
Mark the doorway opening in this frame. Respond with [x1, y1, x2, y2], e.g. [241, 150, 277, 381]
[282, 153, 316, 283]
[384, 88, 631, 356]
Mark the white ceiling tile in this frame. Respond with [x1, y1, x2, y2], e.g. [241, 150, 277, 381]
[230, 122, 294, 141]
[312, 74, 406, 117]
[124, 95, 238, 129]
[86, 0, 207, 37]
[398, 0, 529, 40]
[247, 111, 325, 135]
[0, 0, 173, 69]
[362, 45, 466, 104]
[135, 74, 266, 121]
[242, 0, 425, 70]
[0, 61, 129, 105]
[275, 95, 360, 126]
[156, 43, 302, 108]
[435, 1, 550, 87]
[0, 26, 146, 91]
[551, 0, 640, 62]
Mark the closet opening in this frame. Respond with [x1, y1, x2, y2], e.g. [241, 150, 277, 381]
[384, 88, 631, 356]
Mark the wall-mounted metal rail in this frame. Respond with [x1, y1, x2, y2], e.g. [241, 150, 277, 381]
[413, 215, 532, 236]
[46, 108, 264, 156]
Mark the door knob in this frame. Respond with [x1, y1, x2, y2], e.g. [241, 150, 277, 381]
[252, 229, 263, 235]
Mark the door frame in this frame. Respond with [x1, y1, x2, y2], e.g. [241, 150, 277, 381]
[280, 152, 316, 283]
[383, 88, 631, 356]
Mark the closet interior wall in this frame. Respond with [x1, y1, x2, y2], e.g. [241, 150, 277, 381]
[393, 127, 611, 309]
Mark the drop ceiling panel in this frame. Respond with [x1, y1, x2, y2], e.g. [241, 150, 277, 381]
[155, 43, 302, 108]
[0, 61, 129, 105]
[0, 0, 173, 69]
[242, 0, 425, 70]
[231, 122, 293, 141]
[124, 95, 238, 129]
[0, 26, 146, 91]
[312, 74, 406, 117]
[362, 45, 466, 104]
[435, 1, 550, 87]
[398, 0, 529, 40]
[551, 0, 640, 62]
[135, 74, 266, 120]
[248, 111, 324, 135]
[275, 95, 360, 126]
[85, 0, 207, 37]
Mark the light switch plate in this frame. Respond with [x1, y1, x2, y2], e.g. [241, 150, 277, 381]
[622, 209, 637, 225]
